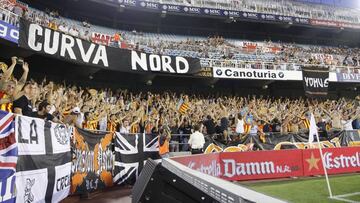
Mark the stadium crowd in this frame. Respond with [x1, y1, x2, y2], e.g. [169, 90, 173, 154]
[1, 1, 360, 152]
[0, 57, 360, 151]
[1, 0, 360, 73]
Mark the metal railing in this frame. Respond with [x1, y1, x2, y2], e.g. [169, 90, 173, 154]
[0, 7, 20, 26]
[200, 58, 360, 73]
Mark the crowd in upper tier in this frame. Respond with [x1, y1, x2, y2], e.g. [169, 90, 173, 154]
[157, 0, 360, 24]
[1, 0, 360, 73]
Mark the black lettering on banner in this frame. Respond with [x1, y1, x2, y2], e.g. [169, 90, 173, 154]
[29, 120, 39, 144]
[225, 69, 231, 76]
[17, 117, 28, 143]
[17, 118, 39, 144]
[56, 175, 70, 191]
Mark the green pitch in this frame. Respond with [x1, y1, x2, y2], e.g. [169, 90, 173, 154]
[241, 174, 360, 203]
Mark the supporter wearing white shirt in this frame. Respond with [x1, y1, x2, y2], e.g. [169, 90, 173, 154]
[98, 115, 108, 131]
[250, 123, 258, 135]
[58, 23, 69, 34]
[79, 30, 90, 41]
[120, 119, 131, 134]
[188, 124, 205, 154]
[342, 120, 353, 131]
[235, 113, 245, 134]
[68, 26, 79, 37]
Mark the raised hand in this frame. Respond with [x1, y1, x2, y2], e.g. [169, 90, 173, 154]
[22, 62, 29, 72]
[11, 56, 17, 65]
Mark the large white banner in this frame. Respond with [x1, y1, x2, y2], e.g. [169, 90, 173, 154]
[15, 115, 72, 203]
[213, 67, 302, 81]
[213, 67, 339, 82]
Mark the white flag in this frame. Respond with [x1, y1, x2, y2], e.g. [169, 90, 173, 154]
[308, 113, 318, 144]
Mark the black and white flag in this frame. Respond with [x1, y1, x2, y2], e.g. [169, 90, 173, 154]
[15, 115, 72, 203]
[113, 133, 160, 185]
[302, 66, 329, 98]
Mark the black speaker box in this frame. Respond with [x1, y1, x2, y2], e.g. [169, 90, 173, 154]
[132, 159, 217, 203]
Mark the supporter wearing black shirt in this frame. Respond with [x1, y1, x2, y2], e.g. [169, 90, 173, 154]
[13, 82, 37, 117]
[271, 118, 281, 133]
[203, 115, 216, 135]
[179, 120, 192, 151]
[179, 120, 192, 135]
[33, 100, 58, 122]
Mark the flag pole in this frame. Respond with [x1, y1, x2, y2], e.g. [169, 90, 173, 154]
[310, 113, 333, 198]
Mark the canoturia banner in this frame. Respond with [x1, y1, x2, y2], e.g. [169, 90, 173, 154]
[18, 19, 201, 75]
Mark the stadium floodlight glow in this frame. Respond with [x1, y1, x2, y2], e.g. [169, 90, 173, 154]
[118, 4, 125, 12]
[225, 16, 236, 23]
[161, 10, 167, 18]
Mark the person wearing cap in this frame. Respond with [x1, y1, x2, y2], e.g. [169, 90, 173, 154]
[33, 100, 59, 122]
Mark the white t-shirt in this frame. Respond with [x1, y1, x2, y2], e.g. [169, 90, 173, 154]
[76, 113, 84, 128]
[188, 131, 205, 149]
[236, 119, 244, 134]
[120, 126, 130, 134]
[341, 120, 353, 131]
[69, 28, 79, 37]
[250, 125, 258, 134]
[58, 25, 69, 34]
[98, 116, 108, 131]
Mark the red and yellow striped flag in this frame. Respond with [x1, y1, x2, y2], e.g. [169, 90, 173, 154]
[177, 98, 190, 115]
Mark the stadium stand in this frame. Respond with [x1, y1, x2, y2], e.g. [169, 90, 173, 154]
[1, 0, 360, 202]
[0, 1, 359, 141]
[1, 2, 359, 74]
[149, 0, 360, 24]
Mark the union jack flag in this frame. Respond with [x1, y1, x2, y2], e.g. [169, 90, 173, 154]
[113, 133, 160, 185]
[0, 111, 16, 203]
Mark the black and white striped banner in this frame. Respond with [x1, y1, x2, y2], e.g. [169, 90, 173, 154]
[15, 115, 72, 203]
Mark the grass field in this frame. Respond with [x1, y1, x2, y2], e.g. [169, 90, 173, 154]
[241, 174, 360, 203]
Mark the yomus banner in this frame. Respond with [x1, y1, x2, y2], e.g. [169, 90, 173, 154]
[302, 66, 329, 98]
[19, 20, 201, 74]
